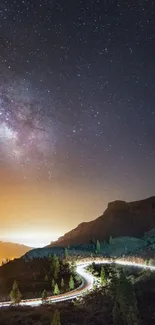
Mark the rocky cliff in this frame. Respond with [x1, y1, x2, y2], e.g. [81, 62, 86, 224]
[49, 196, 155, 247]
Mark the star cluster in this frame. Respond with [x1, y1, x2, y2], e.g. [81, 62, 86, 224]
[0, 0, 155, 197]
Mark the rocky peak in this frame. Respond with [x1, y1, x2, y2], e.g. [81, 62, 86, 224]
[107, 200, 129, 211]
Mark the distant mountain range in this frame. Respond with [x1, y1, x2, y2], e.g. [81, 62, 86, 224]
[2, 196, 155, 264]
[0, 242, 31, 264]
[49, 196, 155, 247]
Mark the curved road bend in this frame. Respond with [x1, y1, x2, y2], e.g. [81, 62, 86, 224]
[0, 259, 155, 307]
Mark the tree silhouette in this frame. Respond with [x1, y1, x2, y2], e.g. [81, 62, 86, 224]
[70, 260, 76, 274]
[96, 240, 100, 253]
[42, 289, 48, 303]
[118, 270, 139, 325]
[61, 278, 65, 292]
[51, 278, 55, 294]
[100, 266, 106, 285]
[112, 268, 139, 325]
[53, 283, 60, 295]
[52, 255, 60, 279]
[69, 275, 75, 290]
[64, 247, 68, 259]
[10, 281, 22, 304]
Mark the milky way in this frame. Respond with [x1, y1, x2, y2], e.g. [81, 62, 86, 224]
[0, 0, 155, 199]
[0, 74, 57, 179]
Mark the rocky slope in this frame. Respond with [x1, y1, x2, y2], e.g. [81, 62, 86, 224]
[0, 242, 31, 264]
[50, 196, 155, 247]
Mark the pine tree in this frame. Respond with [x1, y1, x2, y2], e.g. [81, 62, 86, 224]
[96, 240, 100, 253]
[10, 281, 22, 304]
[64, 247, 68, 259]
[51, 309, 61, 325]
[48, 253, 53, 261]
[100, 266, 106, 285]
[52, 255, 60, 279]
[69, 275, 75, 290]
[42, 289, 48, 303]
[55, 257, 60, 273]
[116, 269, 139, 325]
[70, 261, 76, 274]
[54, 268, 58, 279]
[51, 278, 55, 294]
[61, 278, 65, 292]
[53, 283, 60, 295]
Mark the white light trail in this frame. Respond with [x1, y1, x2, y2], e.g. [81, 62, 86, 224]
[0, 258, 154, 308]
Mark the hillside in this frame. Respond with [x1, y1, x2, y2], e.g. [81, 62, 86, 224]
[0, 256, 80, 301]
[50, 196, 155, 247]
[23, 236, 148, 260]
[0, 242, 31, 264]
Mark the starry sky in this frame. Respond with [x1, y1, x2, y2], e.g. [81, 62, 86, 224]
[0, 0, 155, 246]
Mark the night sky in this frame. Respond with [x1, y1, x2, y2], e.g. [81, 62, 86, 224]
[0, 0, 155, 246]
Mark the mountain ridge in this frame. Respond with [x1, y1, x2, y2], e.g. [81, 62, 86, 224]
[0, 241, 32, 264]
[49, 196, 155, 247]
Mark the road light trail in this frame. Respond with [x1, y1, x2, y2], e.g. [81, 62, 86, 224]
[0, 258, 154, 307]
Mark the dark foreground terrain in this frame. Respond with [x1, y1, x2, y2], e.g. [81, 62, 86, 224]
[0, 292, 112, 325]
[0, 256, 80, 301]
[0, 264, 155, 325]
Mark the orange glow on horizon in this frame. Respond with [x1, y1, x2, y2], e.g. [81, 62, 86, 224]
[0, 232, 61, 248]
[0, 179, 122, 248]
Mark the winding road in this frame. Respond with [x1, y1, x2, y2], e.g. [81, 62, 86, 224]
[0, 258, 154, 307]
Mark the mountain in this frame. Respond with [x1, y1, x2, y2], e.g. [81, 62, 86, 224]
[50, 196, 155, 247]
[0, 242, 31, 264]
